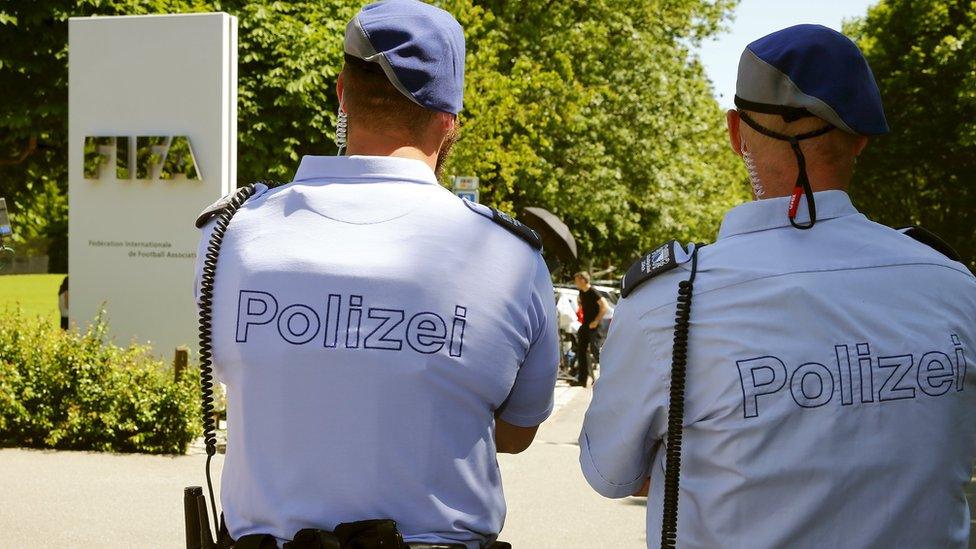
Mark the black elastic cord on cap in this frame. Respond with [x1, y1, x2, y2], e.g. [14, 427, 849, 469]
[738, 111, 834, 230]
[344, 53, 386, 75]
[734, 95, 813, 123]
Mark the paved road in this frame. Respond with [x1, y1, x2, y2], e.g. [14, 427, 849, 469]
[0, 384, 645, 548]
[2, 385, 974, 548]
[497, 385, 647, 548]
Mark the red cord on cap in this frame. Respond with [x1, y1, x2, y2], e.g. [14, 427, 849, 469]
[788, 185, 803, 219]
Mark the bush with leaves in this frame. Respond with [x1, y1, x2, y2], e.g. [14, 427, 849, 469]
[0, 308, 201, 454]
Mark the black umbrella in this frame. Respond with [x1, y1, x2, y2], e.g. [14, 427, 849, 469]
[521, 207, 578, 266]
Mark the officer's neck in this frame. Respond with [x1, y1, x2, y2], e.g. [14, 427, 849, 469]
[346, 134, 439, 174]
[753, 161, 852, 200]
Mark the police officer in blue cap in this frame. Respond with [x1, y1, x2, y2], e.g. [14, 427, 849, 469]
[580, 24, 976, 548]
[192, 1, 558, 547]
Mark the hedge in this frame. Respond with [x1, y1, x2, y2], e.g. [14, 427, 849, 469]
[0, 308, 201, 454]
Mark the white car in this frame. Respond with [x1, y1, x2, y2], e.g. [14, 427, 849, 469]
[555, 286, 583, 335]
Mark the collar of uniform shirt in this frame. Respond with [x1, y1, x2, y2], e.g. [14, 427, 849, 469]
[293, 155, 439, 185]
[718, 189, 860, 240]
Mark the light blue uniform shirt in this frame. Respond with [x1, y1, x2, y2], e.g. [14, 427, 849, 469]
[195, 156, 558, 547]
[581, 190, 976, 548]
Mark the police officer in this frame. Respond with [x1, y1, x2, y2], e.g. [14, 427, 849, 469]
[194, 1, 558, 547]
[579, 24, 976, 548]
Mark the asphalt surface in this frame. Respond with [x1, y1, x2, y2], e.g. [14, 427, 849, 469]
[0, 384, 646, 548]
[2, 385, 974, 548]
[496, 385, 648, 548]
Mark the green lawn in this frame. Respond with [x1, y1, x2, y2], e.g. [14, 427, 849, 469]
[0, 274, 65, 324]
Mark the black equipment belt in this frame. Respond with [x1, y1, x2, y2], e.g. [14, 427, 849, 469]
[227, 537, 504, 549]
[217, 517, 509, 549]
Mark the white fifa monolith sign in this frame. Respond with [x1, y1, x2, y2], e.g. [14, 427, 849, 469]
[69, 13, 237, 354]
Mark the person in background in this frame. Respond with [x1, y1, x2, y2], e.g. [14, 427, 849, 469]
[57, 276, 68, 330]
[572, 271, 608, 387]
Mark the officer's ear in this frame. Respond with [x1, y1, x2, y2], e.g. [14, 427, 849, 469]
[432, 113, 458, 148]
[727, 109, 743, 157]
[437, 112, 457, 134]
[852, 135, 869, 157]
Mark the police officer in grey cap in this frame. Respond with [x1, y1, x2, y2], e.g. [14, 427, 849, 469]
[580, 24, 976, 548]
[192, 1, 558, 547]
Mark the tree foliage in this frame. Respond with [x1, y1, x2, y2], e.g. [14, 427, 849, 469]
[845, 0, 976, 269]
[444, 0, 747, 271]
[0, 0, 746, 275]
[231, 1, 357, 182]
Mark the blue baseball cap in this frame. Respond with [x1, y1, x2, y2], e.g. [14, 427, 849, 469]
[344, 0, 465, 115]
[735, 24, 888, 136]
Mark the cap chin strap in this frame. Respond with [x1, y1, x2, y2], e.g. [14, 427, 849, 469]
[738, 111, 834, 230]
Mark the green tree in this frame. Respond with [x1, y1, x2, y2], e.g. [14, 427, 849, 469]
[230, 0, 357, 182]
[444, 0, 747, 272]
[7, 180, 68, 272]
[1, 0, 746, 274]
[845, 0, 976, 268]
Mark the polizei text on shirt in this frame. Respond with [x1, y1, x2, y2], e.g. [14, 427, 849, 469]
[235, 290, 467, 357]
[737, 334, 967, 418]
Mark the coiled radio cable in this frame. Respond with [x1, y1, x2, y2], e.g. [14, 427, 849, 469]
[660, 245, 702, 549]
[197, 181, 280, 538]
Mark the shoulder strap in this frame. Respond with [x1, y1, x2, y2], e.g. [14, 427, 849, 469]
[898, 226, 961, 262]
[462, 199, 543, 252]
[195, 181, 277, 229]
[621, 240, 696, 298]
[195, 191, 237, 229]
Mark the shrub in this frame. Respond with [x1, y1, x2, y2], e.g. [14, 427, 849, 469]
[0, 308, 202, 454]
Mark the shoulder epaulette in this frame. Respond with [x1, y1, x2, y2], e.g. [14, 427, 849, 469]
[195, 191, 237, 228]
[621, 240, 694, 298]
[898, 226, 961, 262]
[463, 199, 543, 252]
[195, 182, 274, 229]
